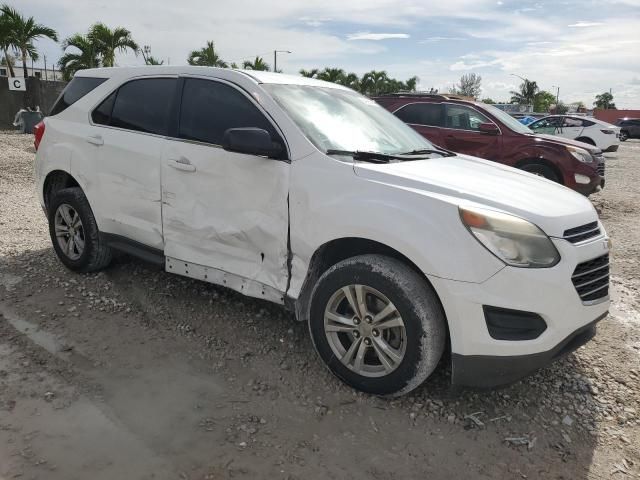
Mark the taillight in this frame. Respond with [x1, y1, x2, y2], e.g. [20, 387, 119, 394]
[600, 129, 615, 134]
[34, 120, 45, 151]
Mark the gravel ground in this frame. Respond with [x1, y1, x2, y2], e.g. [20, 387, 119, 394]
[0, 130, 639, 479]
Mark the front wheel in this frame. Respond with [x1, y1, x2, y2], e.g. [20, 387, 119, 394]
[520, 162, 560, 183]
[308, 255, 446, 396]
[619, 131, 629, 142]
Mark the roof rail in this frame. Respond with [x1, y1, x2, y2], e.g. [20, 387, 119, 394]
[376, 92, 476, 101]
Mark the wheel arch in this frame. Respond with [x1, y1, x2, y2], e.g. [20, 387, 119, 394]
[575, 136, 596, 146]
[291, 236, 445, 325]
[515, 157, 564, 184]
[43, 170, 81, 214]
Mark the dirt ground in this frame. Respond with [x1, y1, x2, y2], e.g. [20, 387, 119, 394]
[0, 131, 638, 480]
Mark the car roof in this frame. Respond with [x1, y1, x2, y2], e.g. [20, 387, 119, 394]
[75, 66, 351, 90]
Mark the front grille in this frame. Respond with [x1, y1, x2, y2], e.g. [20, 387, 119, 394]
[572, 254, 609, 302]
[563, 221, 601, 243]
[597, 162, 605, 176]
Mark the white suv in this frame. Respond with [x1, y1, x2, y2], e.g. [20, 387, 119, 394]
[34, 67, 610, 395]
[529, 115, 621, 153]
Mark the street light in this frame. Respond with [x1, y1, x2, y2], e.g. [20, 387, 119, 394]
[273, 50, 291, 73]
[510, 73, 527, 82]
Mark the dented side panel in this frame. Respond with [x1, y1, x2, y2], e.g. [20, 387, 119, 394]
[161, 140, 290, 293]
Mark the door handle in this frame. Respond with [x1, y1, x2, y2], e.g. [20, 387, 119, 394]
[86, 134, 103, 146]
[168, 157, 196, 172]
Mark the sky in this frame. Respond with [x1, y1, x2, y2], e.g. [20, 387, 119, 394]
[11, 0, 640, 108]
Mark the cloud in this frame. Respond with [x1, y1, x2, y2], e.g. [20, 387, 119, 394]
[346, 32, 410, 41]
[568, 21, 604, 28]
[631, 77, 640, 85]
[419, 36, 464, 43]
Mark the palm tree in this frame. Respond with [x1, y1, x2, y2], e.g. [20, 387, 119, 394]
[0, 10, 15, 76]
[299, 68, 319, 78]
[0, 4, 58, 79]
[360, 70, 389, 96]
[187, 41, 227, 67]
[404, 76, 418, 92]
[316, 67, 345, 83]
[510, 79, 539, 105]
[88, 23, 138, 67]
[242, 56, 270, 71]
[59, 33, 100, 80]
[338, 72, 360, 91]
[141, 45, 163, 65]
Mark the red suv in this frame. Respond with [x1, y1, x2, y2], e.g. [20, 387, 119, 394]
[375, 94, 605, 195]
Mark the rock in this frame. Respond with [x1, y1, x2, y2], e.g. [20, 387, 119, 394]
[562, 415, 574, 426]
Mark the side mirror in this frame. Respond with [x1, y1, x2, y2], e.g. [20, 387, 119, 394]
[222, 128, 283, 158]
[478, 122, 500, 135]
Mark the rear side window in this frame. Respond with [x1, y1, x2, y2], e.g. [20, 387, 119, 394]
[395, 103, 444, 127]
[107, 78, 176, 135]
[91, 91, 116, 125]
[49, 77, 107, 116]
[178, 78, 279, 146]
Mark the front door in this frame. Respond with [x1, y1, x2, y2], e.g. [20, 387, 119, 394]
[393, 102, 444, 147]
[441, 104, 502, 160]
[161, 77, 290, 298]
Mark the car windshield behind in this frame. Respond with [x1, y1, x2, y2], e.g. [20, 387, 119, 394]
[481, 103, 534, 135]
[263, 84, 436, 155]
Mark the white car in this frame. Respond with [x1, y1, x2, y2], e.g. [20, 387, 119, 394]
[34, 67, 610, 395]
[529, 115, 621, 152]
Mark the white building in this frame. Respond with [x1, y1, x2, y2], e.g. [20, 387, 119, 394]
[0, 65, 64, 82]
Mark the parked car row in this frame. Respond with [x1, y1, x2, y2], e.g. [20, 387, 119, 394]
[34, 68, 609, 395]
[374, 93, 606, 196]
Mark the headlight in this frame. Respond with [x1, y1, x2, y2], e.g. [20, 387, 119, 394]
[459, 206, 560, 268]
[566, 146, 593, 163]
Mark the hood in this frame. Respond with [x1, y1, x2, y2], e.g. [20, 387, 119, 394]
[535, 133, 601, 153]
[354, 154, 598, 238]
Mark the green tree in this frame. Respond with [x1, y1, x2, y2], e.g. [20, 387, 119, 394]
[316, 67, 346, 83]
[360, 70, 389, 96]
[594, 91, 616, 109]
[480, 98, 495, 104]
[299, 68, 319, 78]
[555, 102, 569, 114]
[141, 45, 163, 65]
[456, 73, 482, 98]
[59, 33, 100, 80]
[338, 72, 360, 90]
[404, 76, 418, 92]
[242, 56, 270, 71]
[0, 4, 58, 79]
[88, 23, 138, 67]
[0, 9, 16, 76]
[187, 41, 227, 67]
[533, 91, 556, 112]
[510, 79, 538, 105]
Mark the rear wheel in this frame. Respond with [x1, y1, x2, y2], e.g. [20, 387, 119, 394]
[520, 162, 560, 183]
[48, 187, 113, 272]
[619, 131, 629, 142]
[308, 254, 446, 396]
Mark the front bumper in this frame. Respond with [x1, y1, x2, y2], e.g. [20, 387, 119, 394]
[451, 312, 606, 387]
[428, 233, 610, 387]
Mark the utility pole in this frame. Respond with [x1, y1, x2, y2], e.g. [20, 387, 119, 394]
[552, 85, 560, 106]
[44, 55, 47, 81]
[273, 50, 291, 73]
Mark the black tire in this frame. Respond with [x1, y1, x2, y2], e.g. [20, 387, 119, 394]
[576, 137, 596, 146]
[48, 187, 113, 272]
[619, 131, 629, 142]
[308, 254, 446, 396]
[520, 162, 560, 183]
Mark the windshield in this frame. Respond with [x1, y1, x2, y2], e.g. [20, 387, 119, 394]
[480, 103, 534, 134]
[263, 84, 435, 155]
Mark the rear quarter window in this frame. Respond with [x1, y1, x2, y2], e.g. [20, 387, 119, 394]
[49, 77, 107, 116]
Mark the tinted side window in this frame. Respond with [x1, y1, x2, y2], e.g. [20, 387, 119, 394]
[49, 77, 107, 116]
[445, 105, 490, 131]
[582, 119, 595, 127]
[179, 78, 279, 146]
[110, 78, 176, 135]
[563, 117, 583, 127]
[395, 103, 443, 127]
[91, 91, 116, 125]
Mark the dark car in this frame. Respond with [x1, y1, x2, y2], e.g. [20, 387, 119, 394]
[374, 93, 605, 195]
[616, 118, 640, 141]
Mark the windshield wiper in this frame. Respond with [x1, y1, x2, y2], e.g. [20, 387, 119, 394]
[325, 149, 397, 163]
[399, 148, 456, 157]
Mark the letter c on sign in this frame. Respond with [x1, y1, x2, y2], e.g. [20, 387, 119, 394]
[13, 80, 20, 89]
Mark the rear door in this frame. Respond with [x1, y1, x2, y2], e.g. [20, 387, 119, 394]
[161, 77, 290, 298]
[393, 102, 444, 147]
[440, 104, 502, 160]
[529, 117, 561, 135]
[557, 116, 584, 140]
[84, 76, 177, 249]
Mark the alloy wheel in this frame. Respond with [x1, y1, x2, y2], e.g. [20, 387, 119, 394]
[54, 203, 85, 261]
